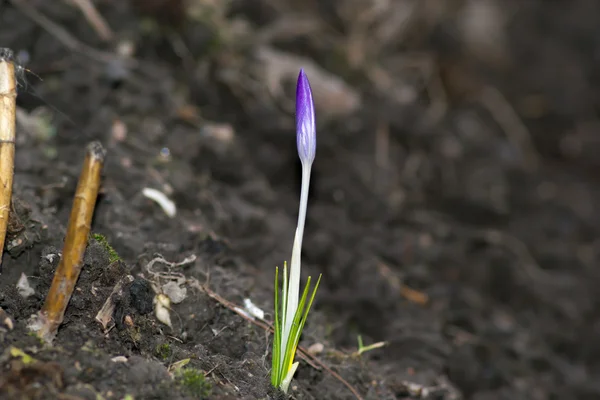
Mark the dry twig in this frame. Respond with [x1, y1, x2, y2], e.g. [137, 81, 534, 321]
[67, 0, 114, 42]
[0, 49, 17, 269]
[377, 262, 429, 306]
[31, 142, 106, 342]
[10, 0, 136, 68]
[479, 85, 540, 172]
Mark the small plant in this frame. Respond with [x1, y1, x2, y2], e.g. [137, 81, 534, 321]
[155, 342, 173, 360]
[354, 335, 388, 357]
[271, 69, 321, 393]
[175, 367, 212, 399]
[92, 233, 121, 263]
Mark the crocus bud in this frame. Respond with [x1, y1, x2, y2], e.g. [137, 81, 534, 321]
[296, 69, 316, 165]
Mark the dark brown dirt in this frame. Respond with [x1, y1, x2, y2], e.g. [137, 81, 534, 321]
[1, 1, 600, 399]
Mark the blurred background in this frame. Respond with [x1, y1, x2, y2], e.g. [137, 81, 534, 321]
[1, 0, 600, 399]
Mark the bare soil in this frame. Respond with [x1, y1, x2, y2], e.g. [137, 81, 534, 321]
[1, 1, 600, 399]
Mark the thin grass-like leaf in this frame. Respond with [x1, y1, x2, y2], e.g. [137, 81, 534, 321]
[280, 263, 289, 374]
[291, 274, 322, 357]
[271, 266, 281, 386]
[281, 262, 289, 338]
[282, 275, 322, 376]
[281, 277, 312, 373]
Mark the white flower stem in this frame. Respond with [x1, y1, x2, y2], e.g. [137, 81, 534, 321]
[281, 162, 312, 367]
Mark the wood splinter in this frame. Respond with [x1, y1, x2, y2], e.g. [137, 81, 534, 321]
[29, 141, 106, 342]
[0, 48, 17, 270]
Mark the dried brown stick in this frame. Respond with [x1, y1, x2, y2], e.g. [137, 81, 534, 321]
[479, 85, 540, 172]
[191, 280, 364, 400]
[68, 0, 114, 42]
[377, 262, 429, 306]
[10, 0, 136, 68]
[0, 49, 17, 268]
[32, 142, 106, 342]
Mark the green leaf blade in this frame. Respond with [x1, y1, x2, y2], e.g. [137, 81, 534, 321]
[271, 272, 322, 391]
[271, 266, 281, 387]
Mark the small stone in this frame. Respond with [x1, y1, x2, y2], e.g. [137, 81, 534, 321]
[16, 273, 34, 298]
[162, 281, 187, 304]
[307, 342, 324, 355]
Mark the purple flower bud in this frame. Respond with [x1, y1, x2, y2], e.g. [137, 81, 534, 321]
[296, 69, 316, 165]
